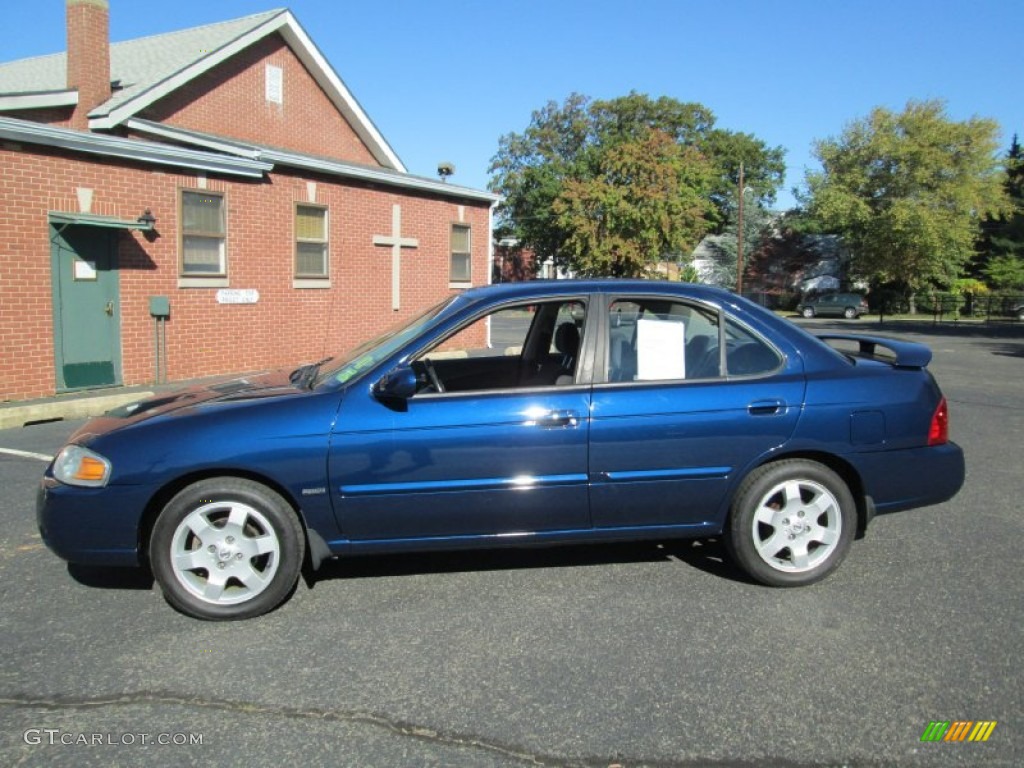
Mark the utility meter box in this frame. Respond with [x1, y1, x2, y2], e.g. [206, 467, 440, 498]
[149, 296, 170, 318]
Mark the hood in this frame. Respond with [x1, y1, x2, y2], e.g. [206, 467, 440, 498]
[68, 369, 305, 442]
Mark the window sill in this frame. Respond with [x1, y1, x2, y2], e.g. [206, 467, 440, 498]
[449, 281, 473, 290]
[293, 278, 331, 289]
[178, 277, 229, 288]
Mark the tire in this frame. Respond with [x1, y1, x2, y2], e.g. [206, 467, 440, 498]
[801, 307, 815, 318]
[725, 460, 856, 587]
[1017, 308, 1024, 322]
[842, 307, 857, 319]
[150, 478, 305, 620]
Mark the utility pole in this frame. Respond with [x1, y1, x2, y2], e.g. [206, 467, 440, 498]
[736, 161, 744, 296]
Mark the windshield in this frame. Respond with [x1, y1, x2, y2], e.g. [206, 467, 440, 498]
[313, 297, 456, 387]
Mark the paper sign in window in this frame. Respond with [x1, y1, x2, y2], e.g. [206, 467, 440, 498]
[636, 317, 686, 380]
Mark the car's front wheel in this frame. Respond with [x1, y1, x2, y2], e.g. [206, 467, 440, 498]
[801, 306, 815, 318]
[150, 478, 305, 620]
[843, 307, 858, 319]
[725, 460, 856, 586]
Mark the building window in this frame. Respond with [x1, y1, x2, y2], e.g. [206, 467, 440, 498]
[266, 64, 283, 104]
[295, 204, 328, 278]
[180, 190, 226, 276]
[450, 223, 471, 283]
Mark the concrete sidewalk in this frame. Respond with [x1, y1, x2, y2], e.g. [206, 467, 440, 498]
[0, 373, 251, 430]
[0, 386, 155, 430]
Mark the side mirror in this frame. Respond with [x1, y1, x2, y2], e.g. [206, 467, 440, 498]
[373, 366, 418, 401]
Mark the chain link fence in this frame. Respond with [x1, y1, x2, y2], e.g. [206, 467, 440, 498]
[741, 290, 1023, 324]
[874, 293, 1024, 323]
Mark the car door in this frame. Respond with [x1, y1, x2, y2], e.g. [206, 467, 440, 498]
[329, 297, 594, 541]
[820, 294, 839, 316]
[590, 295, 805, 529]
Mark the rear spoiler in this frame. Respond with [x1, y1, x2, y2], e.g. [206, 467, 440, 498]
[816, 334, 932, 369]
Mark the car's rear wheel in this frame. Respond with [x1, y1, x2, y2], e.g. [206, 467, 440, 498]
[150, 478, 305, 620]
[801, 307, 815, 318]
[725, 460, 856, 586]
[843, 307, 857, 319]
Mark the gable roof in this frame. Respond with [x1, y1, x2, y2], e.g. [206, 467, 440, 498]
[0, 8, 405, 171]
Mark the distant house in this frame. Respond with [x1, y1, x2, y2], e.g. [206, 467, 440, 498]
[0, 1, 498, 401]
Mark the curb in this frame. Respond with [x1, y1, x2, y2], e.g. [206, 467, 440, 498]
[0, 391, 153, 431]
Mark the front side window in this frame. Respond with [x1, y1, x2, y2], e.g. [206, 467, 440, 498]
[450, 224, 471, 283]
[295, 204, 328, 278]
[181, 190, 226, 275]
[413, 299, 586, 394]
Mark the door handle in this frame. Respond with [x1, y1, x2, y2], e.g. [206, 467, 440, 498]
[533, 410, 579, 428]
[104, 300, 114, 316]
[748, 399, 784, 415]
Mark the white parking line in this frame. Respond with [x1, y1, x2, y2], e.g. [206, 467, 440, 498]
[0, 447, 53, 462]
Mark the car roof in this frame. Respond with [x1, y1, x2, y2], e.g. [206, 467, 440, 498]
[457, 279, 737, 305]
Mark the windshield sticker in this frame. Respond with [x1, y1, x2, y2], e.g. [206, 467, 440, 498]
[335, 353, 377, 384]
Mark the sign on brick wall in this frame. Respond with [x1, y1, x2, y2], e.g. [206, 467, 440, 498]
[216, 289, 260, 304]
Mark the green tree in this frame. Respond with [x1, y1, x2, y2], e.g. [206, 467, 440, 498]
[803, 100, 1010, 310]
[984, 254, 1024, 288]
[553, 128, 715, 276]
[701, 192, 774, 289]
[489, 92, 785, 277]
[979, 134, 1024, 289]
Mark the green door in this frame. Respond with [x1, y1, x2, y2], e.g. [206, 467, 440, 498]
[50, 224, 122, 390]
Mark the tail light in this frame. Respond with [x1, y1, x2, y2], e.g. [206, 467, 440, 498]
[928, 397, 949, 446]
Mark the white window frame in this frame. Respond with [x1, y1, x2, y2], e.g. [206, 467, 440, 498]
[449, 223, 472, 287]
[294, 203, 330, 287]
[179, 188, 227, 286]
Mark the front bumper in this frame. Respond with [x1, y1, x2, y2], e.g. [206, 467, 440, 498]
[37, 477, 150, 566]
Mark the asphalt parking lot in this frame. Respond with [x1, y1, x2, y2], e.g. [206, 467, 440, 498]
[1, 320, 1021, 767]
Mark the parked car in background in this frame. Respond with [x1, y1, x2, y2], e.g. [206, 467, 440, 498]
[38, 280, 964, 620]
[1009, 299, 1024, 321]
[798, 292, 869, 319]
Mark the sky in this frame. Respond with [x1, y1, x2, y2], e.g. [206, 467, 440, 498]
[2, 0, 1022, 210]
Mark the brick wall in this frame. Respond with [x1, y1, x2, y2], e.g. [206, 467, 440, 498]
[141, 34, 379, 166]
[0, 142, 491, 401]
[66, 0, 111, 130]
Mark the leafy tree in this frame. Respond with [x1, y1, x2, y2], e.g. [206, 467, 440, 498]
[984, 254, 1024, 289]
[803, 100, 1010, 310]
[489, 92, 785, 277]
[979, 134, 1024, 288]
[553, 128, 715, 276]
[701, 194, 774, 289]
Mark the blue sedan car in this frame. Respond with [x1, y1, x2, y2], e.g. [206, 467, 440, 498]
[38, 280, 964, 620]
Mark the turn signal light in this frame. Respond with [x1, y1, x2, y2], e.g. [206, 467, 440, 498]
[76, 456, 109, 482]
[53, 445, 112, 487]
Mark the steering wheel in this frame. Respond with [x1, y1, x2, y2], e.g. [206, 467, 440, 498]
[423, 358, 445, 393]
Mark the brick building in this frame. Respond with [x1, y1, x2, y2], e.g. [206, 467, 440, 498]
[0, 2, 498, 401]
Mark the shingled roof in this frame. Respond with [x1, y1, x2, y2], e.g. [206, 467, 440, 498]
[0, 8, 405, 171]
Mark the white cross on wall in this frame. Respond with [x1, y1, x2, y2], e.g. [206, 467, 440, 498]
[373, 204, 419, 311]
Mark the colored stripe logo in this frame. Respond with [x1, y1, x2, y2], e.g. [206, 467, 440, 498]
[920, 721, 997, 742]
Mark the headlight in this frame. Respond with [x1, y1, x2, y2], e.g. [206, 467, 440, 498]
[52, 445, 112, 487]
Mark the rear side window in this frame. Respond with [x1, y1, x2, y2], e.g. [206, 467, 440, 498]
[607, 299, 722, 382]
[723, 317, 783, 376]
[606, 299, 782, 382]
